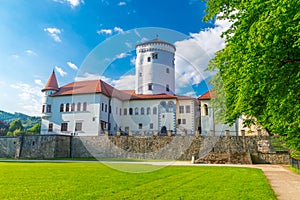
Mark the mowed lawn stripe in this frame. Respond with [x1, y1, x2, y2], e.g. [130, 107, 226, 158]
[0, 162, 276, 200]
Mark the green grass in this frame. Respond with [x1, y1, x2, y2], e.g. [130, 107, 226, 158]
[0, 162, 276, 200]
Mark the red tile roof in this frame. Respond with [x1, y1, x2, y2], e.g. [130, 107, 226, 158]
[51, 80, 114, 97]
[42, 71, 59, 92]
[198, 91, 214, 100]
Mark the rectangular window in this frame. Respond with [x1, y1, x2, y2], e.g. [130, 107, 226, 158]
[182, 119, 186, 124]
[61, 123, 68, 132]
[120, 108, 122, 116]
[46, 105, 51, 113]
[60, 104, 64, 112]
[166, 84, 170, 92]
[179, 106, 184, 113]
[178, 119, 181, 124]
[152, 53, 158, 59]
[148, 83, 153, 90]
[147, 107, 150, 115]
[48, 123, 53, 132]
[75, 122, 82, 131]
[147, 57, 151, 62]
[150, 123, 153, 129]
[186, 105, 190, 113]
[105, 104, 107, 112]
[42, 105, 45, 113]
[124, 108, 127, 115]
[101, 103, 104, 111]
[166, 68, 170, 73]
[139, 123, 143, 129]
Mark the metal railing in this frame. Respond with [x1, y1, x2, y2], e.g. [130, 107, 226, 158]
[290, 158, 300, 171]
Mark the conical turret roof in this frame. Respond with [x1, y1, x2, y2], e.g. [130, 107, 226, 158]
[42, 70, 59, 92]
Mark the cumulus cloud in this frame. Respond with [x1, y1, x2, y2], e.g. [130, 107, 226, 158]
[10, 83, 43, 116]
[114, 27, 124, 34]
[97, 29, 113, 35]
[75, 73, 135, 90]
[67, 61, 78, 70]
[118, 2, 126, 6]
[97, 27, 124, 35]
[116, 52, 131, 59]
[174, 17, 232, 93]
[53, 0, 84, 8]
[55, 66, 67, 77]
[34, 79, 43, 86]
[44, 27, 62, 42]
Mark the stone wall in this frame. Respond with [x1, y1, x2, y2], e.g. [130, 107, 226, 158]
[0, 135, 70, 159]
[0, 135, 290, 164]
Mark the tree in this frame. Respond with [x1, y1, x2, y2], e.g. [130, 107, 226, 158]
[7, 119, 24, 136]
[204, 0, 300, 150]
[0, 120, 9, 136]
[27, 123, 41, 134]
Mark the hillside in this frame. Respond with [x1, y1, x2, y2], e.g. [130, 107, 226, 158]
[0, 110, 41, 130]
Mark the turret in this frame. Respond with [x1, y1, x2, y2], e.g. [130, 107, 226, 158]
[41, 70, 59, 118]
[135, 38, 176, 95]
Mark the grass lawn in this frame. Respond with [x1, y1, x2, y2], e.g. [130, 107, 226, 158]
[0, 162, 276, 200]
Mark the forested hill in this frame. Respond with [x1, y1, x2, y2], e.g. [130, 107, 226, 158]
[0, 110, 41, 129]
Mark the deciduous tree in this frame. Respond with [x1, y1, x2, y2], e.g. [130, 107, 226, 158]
[204, 0, 300, 150]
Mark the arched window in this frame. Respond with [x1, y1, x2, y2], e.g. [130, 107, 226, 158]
[141, 107, 145, 115]
[153, 107, 157, 115]
[65, 103, 70, 112]
[83, 102, 87, 111]
[168, 101, 174, 112]
[71, 103, 75, 112]
[60, 104, 64, 112]
[203, 104, 208, 116]
[129, 108, 133, 115]
[160, 101, 167, 113]
[135, 107, 139, 115]
[77, 103, 81, 111]
[147, 107, 151, 115]
[166, 84, 170, 92]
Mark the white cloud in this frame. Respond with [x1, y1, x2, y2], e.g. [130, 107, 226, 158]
[118, 1, 126, 6]
[114, 26, 124, 34]
[34, 79, 43, 86]
[25, 50, 37, 56]
[10, 83, 43, 116]
[55, 66, 67, 77]
[174, 17, 232, 92]
[97, 29, 113, 35]
[97, 27, 125, 35]
[116, 52, 131, 59]
[44, 27, 62, 42]
[53, 0, 84, 8]
[75, 73, 135, 90]
[67, 61, 78, 70]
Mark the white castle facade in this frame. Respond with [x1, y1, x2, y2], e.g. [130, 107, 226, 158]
[41, 38, 265, 136]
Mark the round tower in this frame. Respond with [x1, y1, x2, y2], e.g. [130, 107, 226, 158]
[41, 70, 59, 118]
[135, 38, 176, 95]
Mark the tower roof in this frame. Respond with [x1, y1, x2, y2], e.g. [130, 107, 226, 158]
[136, 37, 176, 51]
[42, 70, 59, 92]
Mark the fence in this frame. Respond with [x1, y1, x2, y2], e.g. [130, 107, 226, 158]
[290, 158, 300, 172]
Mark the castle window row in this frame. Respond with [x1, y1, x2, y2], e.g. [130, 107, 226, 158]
[60, 102, 87, 112]
[123, 107, 157, 116]
[179, 105, 191, 114]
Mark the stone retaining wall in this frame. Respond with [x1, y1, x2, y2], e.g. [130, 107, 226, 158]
[0, 135, 290, 164]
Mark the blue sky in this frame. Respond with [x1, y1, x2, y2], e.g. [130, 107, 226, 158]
[0, 0, 231, 116]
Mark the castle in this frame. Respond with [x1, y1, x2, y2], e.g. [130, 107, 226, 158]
[40, 38, 262, 136]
